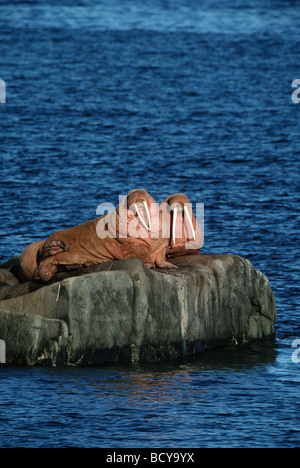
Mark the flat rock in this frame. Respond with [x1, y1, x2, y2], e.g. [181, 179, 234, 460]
[0, 254, 276, 366]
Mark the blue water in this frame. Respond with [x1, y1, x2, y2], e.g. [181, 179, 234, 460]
[0, 0, 299, 448]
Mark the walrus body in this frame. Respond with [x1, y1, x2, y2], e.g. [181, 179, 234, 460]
[19, 240, 45, 282]
[34, 189, 175, 283]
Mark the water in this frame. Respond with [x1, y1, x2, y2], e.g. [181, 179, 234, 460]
[0, 0, 299, 448]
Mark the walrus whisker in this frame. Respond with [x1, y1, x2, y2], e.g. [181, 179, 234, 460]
[184, 206, 196, 240]
[134, 203, 150, 231]
[143, 201, 152, 230]
[172, 206, 177, 245]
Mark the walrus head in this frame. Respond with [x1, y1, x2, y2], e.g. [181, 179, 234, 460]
[160, 193, 203, 258]
[126, 189, 152, 233]
[96, 188, 171, 267]
[96, 188, 156, 243]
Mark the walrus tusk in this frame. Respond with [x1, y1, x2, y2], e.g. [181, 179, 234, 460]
[143, 201, 152, 231]
[172, 206, 177, 245]
[134, 203, 150, 231]
[184, 206, 196, 240]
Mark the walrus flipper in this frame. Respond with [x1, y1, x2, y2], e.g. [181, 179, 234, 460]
[33, 261, 58, 283]
[38, 240, 70, 260]
[154, 248, 178, 269]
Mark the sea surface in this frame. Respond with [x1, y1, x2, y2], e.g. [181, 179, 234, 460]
[0, 0, 299, 448]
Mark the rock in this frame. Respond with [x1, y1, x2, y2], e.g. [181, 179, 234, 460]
[0, 254, 276, 366]
[0, 310, 68, 366]
[0, 268, 19, 286]
[0, 281, 42, 301]
[0, 256, 22, 281]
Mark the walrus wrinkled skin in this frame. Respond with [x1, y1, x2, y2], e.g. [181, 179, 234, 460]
[34, 189, 176, 283]
[160, 193, 203, 259]
[19, 240, 45, 282]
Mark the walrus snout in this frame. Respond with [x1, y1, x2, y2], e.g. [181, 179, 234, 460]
[127, 189, 152, 232]
[167, 195, 196, 245]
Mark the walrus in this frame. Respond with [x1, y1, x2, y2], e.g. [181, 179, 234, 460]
[159, 193, 203, 259]
[19, 240, 44, 282]
[34, 189, 176, 283]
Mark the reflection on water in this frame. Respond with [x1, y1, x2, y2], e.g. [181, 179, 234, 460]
[0, 340, 298, 448]
[96, 341, 278, 405]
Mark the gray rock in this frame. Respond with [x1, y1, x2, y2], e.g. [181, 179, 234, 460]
[0, 256, 22, 281]
[0, 310, 68, 366]
[0, 281, 42, 301]
[0, 254, 276, 366]
[0, 268, 19, 286]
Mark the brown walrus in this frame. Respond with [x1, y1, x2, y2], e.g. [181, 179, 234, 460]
[19, 240, 44, 282]
[33, 189, 176, 283]
[159, 193, 203, 259]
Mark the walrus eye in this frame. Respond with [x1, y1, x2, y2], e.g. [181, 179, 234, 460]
[184, 206, 196, 240]
[133, 201, 151, 231]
